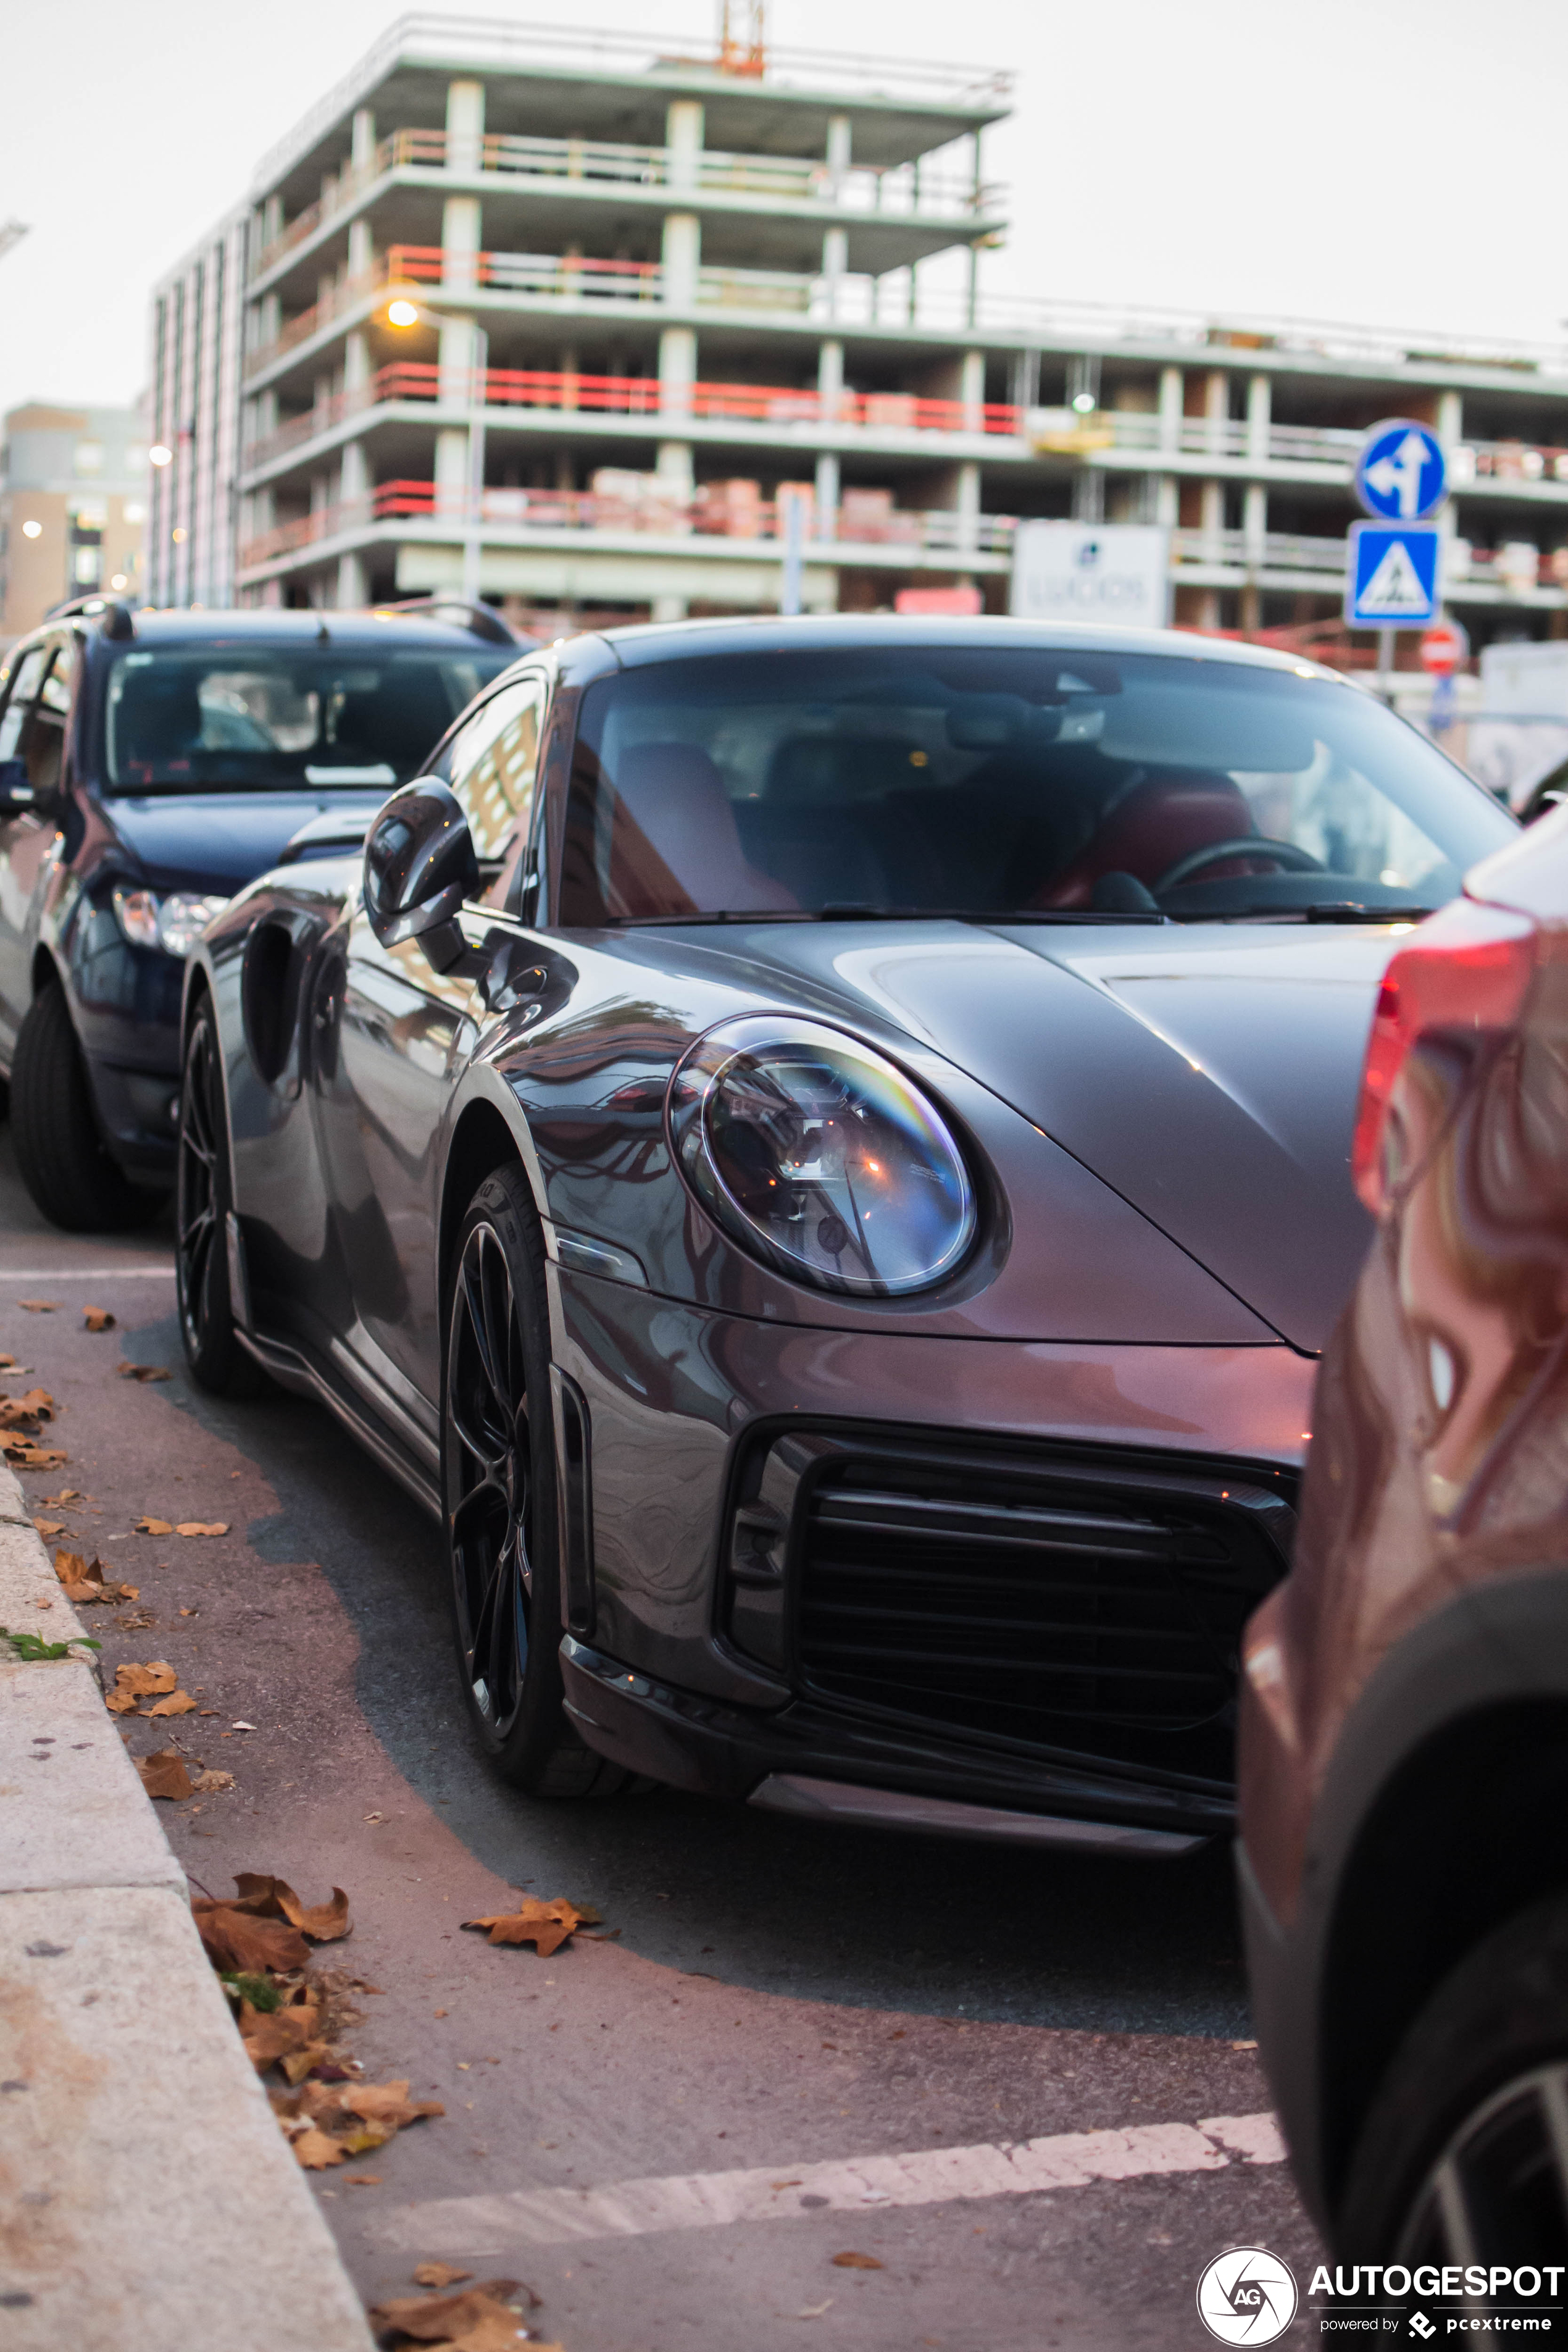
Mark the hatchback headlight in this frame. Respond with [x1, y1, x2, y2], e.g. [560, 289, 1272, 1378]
[669, 1016, 975, 1295]
[113, 888, 229, 957]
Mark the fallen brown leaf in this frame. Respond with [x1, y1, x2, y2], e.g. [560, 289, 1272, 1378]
[240, 1993, 322, 2072]
[83, 1307, 115, 1332]
[117, 1362, 171, 1383]
[232, 1872, 351, 1942]
[105, 1688, 140, 1715]
[146, 1689, 198, 1717]
[413, 2264, 473, 2290]
[136, 1751, 194, 1801]
[291, 2127, 348, 2170]
[460, 1897, 598, 1958]
[17, 1300, 57, 1313]
[54, 1549, 139, 1605]
[346, 2174, 383, 2187]
[341, 2079, 444, 2129]
[32, 1520, 64, 1538]
[4, 1439, 65, 1470]
[46, 1489, 81, 1502]
[176, 1520, 228, 1536]
[0, 1353, 15, 1368]
[0, 1390, 56, 1430]
[830, 2253, 883, 2270]
[133, 1516, 173, 1535]
[114, 1660, 177, 1696]
[368, 2283, 530, 2343]
[191, 1900, 310, 1974]
[191, 1767, 234, 1793]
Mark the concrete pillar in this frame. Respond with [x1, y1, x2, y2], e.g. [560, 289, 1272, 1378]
[1246, 372, 1270, 464]
[344, 330, 370, 395]
[961, 349, 985, 430]
[825, 112, 852, 192]
[814, 452, 840, 537]
[652, 592, 690, 623]
[665, 98, 704, 195]
[446, 78, 484, 175]
[1158, 366, 1183, 451]
[659, 322, 696, 429]
[1204, 370, 1229, 454]
[347, 218, 373, 280]
[336, 550, 369, 608]
[662, 211, 700, 310]
[956, 458, 980, 559]
[442, 193, 482, 296]
[1201, 478, 1225, 558]
[435, 429, 469, 522]
[821, 225, 848, 318]
[817, 336, 843, 417]
[1243, 480, 1267, 556]
[1438, 388, 1463, 445]
[1155, 476, 1178, 528]
[438, 318, 479, 408]
[351, 107, 376, 170]
[656, 442, 694, 499]
[340, 438, 369, 504]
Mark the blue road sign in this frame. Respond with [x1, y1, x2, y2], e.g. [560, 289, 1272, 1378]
[1354, 419, 1448, 521]
[1345, 521, 1441, 629]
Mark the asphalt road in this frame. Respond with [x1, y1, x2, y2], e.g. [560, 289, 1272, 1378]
[0, 1132, 1325, 2348]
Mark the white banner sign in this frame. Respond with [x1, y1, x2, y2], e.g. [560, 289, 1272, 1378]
[1010, 522, 1171, 628]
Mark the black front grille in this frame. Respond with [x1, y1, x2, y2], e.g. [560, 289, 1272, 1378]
[793, 1444, 1294, 1786]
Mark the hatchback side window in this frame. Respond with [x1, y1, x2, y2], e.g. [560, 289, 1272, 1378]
[0, 644, 49, 767]
[18, 635, 76, 797]
[446, 675, 547, 909]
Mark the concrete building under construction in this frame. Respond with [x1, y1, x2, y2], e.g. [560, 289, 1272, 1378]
[149, 11, 1568, 657]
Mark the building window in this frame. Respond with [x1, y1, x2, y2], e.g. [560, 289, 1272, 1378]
[75, 442, 105, 475]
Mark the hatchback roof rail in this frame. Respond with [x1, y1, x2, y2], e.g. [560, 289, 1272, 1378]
[44, 594, 136, 638]
[369, 595, 526, 649]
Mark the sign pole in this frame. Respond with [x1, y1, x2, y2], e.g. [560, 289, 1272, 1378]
[1378, 627, 1395, 702]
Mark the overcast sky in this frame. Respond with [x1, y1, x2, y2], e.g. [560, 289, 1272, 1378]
[4, 0, 1565, 421]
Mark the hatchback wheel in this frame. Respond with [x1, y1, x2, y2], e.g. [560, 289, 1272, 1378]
[177, 998, 264, 1397]
[12, 977, 167, 1231]
[1340, 1894, 1568, 2267]
[444, 1165, 637, 1796]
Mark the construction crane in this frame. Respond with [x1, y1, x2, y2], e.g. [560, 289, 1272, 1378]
[0, 221, 29, 266]
[718, 0, 765, 76]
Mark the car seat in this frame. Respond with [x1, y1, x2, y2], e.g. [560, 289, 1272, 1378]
[608, 743, 798, 917]
[1032, 768, 1260, 908]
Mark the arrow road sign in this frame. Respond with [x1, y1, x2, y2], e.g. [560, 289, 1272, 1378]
[1345, 522, 1441, 628]
[1355, 419, 1448, 521]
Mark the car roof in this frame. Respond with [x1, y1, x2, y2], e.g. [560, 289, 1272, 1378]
[577, 611, 1347, 684]
[86, 608, 504, 655]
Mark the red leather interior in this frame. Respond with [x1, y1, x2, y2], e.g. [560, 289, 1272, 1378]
[1033, 770, 1258, 908]
[608, 743, 798, 917]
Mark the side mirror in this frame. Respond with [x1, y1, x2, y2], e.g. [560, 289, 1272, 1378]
[362, 779, 477, 972]
[0, 757, 36, 821]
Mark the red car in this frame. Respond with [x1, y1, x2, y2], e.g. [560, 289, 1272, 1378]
[1240, 800, 1568, 2267]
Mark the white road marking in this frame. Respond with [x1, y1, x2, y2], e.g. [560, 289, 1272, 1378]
[375, 2111, 1285, 2256]
[0, 1267, 176, 1279]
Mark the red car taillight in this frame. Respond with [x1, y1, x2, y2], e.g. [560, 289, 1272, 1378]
[1351, 896, 1538, 1214]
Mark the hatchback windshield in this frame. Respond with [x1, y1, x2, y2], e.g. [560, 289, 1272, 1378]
[560, 646, 1514, 924]
[104, 647, 508, 793]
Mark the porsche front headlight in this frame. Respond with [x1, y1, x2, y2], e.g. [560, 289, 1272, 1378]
[113, 888, 230, 957]
[669, 1016, 975, 1295]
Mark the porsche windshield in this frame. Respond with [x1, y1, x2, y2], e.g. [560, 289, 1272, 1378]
[103, 647, 508, 793]
[560, 647, 1514, 924]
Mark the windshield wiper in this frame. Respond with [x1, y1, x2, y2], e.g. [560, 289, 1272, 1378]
[1194, 902, 1437, 926]
[605, 905, 1170, 928]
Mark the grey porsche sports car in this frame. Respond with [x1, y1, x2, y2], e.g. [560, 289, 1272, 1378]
[177, 614, 1513, 1849]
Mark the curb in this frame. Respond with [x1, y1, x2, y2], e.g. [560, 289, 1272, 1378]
[0, 1463, 375, 2348]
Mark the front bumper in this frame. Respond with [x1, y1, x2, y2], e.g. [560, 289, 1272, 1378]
[561, 1634, 1223, 1848]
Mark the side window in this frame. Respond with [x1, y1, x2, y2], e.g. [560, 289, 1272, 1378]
[0, 644, 49, 766]
[19, 634, 75, 797]
[446, 676, 546, 908]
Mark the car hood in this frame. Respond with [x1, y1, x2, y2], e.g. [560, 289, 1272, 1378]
[662, 918, 1393, 1354]
[96, 790, 388, 893]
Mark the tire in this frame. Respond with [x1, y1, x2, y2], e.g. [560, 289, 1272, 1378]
[444, 1165, 635, 1796]
[175, 997, 264, 1398]
[1338, 1893, 1568, 2267]
[11, 978, 167, 1232]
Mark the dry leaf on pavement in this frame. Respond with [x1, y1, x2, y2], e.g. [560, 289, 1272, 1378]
[3, 1439, 66, 1470]
[460, 1897, 600, 1957]
[117, 1362, 171, 1383]
[54, 1549, 139, 1605]
[273, 2076, 444, 2172]
[83, 1307, 115, 1331]
[17, 1300, 57, 1313]
[232, 1872, 351, 1942]
[368, 2282, 533, 2343]
[0, 1389, 56, 1428]
[341, 2080, 444, 2128]
[176, 1520, 229, 1536]
[146, 1689, 198, 1717]
[105, 1688, 140, 1715]
[191, 1768, 234, 1793]
[0, 1353, 14, 1368]
[32, 1519, 64, 1538]
[136, 1751, 194, 1801]
[830, 2252, 884, 2270]
[193, 1899, 311, 1974]
[412, 2265, 473, 2290]
[112, 1660, 178, 1696]
[133, 1516, 174, 1535]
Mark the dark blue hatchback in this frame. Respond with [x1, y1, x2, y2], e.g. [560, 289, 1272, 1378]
[0, 598, 512, 1228]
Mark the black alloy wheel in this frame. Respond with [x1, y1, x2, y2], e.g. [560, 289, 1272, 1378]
[444, 1165, 636, 1796]
[11, 976, 166, 1232]
[176, 998, 263, 1397]
[1339, 1894, 1568, 2274]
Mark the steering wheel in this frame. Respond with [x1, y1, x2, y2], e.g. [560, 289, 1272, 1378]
[1154, 836, 1327, 893]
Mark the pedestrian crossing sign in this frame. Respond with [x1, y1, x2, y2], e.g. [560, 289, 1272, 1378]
[1345, 521, 1441, 629]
